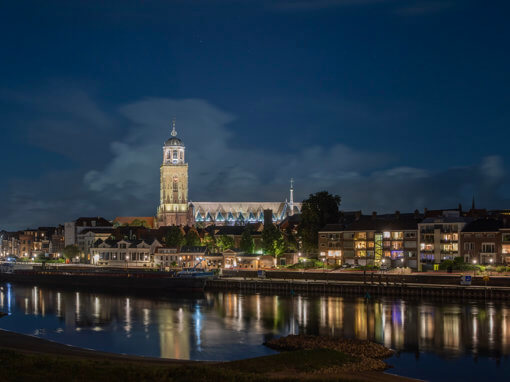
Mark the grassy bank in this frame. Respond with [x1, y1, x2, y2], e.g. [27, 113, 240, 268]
[0, 330, 416, 381]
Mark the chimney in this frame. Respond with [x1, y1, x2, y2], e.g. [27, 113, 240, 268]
[372, 211, 377, 220]
[424, 208, 428, 216]
[355, 211, 361, 221]
[395, 211, 400, 219]
[263, 209, 273, 227]
[414, 209, 420, 219]
[458, 203, 463, 213]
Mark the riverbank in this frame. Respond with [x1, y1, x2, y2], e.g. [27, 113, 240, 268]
[208, 276, 510, 299]
[0, 329, 418, 381]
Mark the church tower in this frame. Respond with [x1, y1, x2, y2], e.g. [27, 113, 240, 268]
[156, 120, 193, 226]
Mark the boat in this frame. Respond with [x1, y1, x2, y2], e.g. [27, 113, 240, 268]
[177, 268, 215, 278]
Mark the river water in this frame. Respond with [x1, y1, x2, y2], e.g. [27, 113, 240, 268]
[1, 282, 510, 381]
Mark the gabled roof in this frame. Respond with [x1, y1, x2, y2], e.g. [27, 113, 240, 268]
[75, 217, 112, 227]
[80, 228, 114, 235]
[180, 246, 208, 253]
[321, 224, 347, 232]
[462, 218, 502, 233]
[346, 214, 421, 231]
[113, 216, 155, 228]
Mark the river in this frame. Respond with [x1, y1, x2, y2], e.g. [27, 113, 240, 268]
[1, 282, 509, 381]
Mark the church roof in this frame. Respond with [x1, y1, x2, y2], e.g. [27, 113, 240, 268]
[165, 137, 184, 147]
[164, 120, 184, 147]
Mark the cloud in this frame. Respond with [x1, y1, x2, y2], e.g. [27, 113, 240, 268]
[1, 85, 117, 166]
[84, 97, 510, 216]
[1, 92, 509, 231]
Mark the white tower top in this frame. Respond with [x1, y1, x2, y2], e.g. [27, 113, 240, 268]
[289, 178, 295, 216]
[171, 118, 177, 137]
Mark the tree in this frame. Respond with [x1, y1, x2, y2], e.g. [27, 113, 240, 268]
[273, 235, 287, 257]
[165, 226, 185, 248]
[298, 191, 341, 253]
[216, 235, 234, 251]
[202, 233, 216, 251]
[262, 224, 285, 255]
[185, 230, 201, 246]
[63, 245, 80, 260]
[284, 226, 298, 252]
[131, 219, 150, 228]
[239, 228, 255, 254]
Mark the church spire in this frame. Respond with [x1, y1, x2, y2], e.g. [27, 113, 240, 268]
[289, 178, 295, 216]
[171, 118, 177, 137]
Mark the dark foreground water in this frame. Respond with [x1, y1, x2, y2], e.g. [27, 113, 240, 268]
[1, 283, 510, 381]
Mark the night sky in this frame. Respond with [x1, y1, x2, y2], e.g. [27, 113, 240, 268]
[1, 0, 509, 230]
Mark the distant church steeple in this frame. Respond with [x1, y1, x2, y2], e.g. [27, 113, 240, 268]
[289, 178, 295, 216]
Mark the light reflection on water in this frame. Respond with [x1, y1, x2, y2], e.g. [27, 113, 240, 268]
[1, 283, 510, 380]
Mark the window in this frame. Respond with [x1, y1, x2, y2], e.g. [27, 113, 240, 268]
[481, 243, 495, 253]
[464, 242, 474, 250]
[173, 178, 178, 192]
[383, 232, 391, 239]
[355, 232, 366, 240]
[391, 232, 403, 240]
[173, 150, 178, 159]
[391, 241, 403, 250]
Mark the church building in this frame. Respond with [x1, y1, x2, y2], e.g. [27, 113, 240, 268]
[156, 121, 301, 227]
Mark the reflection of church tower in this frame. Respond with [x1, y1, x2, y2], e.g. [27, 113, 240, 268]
[156, 120, 193, 227]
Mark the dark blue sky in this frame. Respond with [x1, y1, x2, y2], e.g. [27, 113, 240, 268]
[1, 0, 509, 230]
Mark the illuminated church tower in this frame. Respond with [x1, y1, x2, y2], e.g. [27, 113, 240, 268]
[156, 120, 193, 226]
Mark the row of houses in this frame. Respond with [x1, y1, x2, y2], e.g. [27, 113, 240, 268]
[319, 208, 510, 269]
[89, 238, 292, 269]
[0, 226, 65, 259]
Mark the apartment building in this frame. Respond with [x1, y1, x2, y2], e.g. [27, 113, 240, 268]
[418, 211, 470, 269]
[460, 218, 502, 265]
[319, 212, 421, 268]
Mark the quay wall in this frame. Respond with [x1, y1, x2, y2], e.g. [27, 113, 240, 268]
[221, 270, 510, 287]
[206, 278, 510, 300]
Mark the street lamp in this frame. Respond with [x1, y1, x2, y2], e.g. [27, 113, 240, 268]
[472, 259, 477, 264]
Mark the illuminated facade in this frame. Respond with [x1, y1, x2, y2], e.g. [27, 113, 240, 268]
[318, 211, 421, 268]
[418, 211, 469, 269]
[156, 122, 301, 227]
[156, 121, 193, 227]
